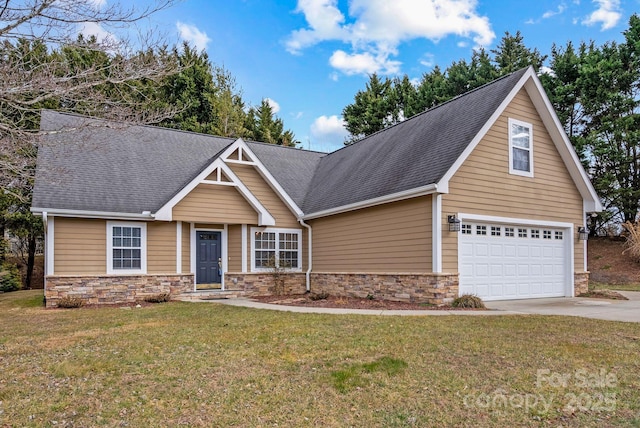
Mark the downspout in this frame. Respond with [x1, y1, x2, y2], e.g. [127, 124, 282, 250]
[42, 212, 48, 294]
[298, 218, 312, 292]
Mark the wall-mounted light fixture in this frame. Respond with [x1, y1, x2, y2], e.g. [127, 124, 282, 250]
[578, 226, 588, 241]
[448, 215, 461, 232]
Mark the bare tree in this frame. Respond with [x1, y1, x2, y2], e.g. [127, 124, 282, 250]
[0, 0, 182, 289]
[0, 0, 182, 200]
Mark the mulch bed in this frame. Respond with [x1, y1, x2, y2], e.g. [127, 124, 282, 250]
[252, 294, 485, 310]
[48, 301, 162, 310]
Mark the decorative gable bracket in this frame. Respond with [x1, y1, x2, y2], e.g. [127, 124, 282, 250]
[154, 158, 275, 225]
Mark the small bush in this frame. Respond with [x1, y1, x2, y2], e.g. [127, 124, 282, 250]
[452, 294, 485, 309]
[366, 293, 375, 300]
[143, 293, 171, 303]
[57, 296, 84, 309]
[309, 292, 329, 301]
[0, 261, 22, 292]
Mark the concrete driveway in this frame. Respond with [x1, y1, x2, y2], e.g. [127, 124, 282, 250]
[485, 291, 640, 322]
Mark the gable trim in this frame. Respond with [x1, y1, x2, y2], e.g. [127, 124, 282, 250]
[303, 183, 438, 220]
[436, 66, 602, 212]
[154, 158, 275, 226]
[220, 139, 305, 218]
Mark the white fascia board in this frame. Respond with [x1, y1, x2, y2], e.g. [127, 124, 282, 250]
[221, 138, 305, 218]
[437, 67, 534, 191]
[154, 158, 226, 221]
[523, 77, 603, 212]
[303, 184, 438, 220]
[220, 162, 275, 226]
[153, 156, 275, 225]
[30, 207, 154, 221]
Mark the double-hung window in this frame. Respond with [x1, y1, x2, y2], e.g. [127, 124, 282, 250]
[251, 228, 302, 271]
[107, 222, 147, 274]
[509, 118, 533, 177]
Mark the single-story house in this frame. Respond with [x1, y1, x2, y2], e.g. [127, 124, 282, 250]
[31, 66, 602, 307]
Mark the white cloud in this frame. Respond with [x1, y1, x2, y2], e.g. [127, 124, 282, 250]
[582, 0, 621, 30]
[329, 71, 339, 81]
[88, 0, 106, 8]
[542, 4, 567, 19]
[77, 21, 116, 43]
[419, 53, 435, 68]
[310, 115, 349, 147]
[329, 50, 401, 75]
[176, 22, 211, 51]
[286, 0, 495, 76]
[264, 98, 280, 113]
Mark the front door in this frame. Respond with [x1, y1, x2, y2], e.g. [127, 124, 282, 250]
[196, 231, 222, 286]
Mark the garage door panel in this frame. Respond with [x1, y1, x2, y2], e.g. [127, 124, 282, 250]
[460, 221, 569, 301]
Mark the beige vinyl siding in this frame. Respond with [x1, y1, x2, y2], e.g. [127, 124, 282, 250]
[147, 222, 176, 274]
[441, 88, 584, 272]
[228, 224, 242, 272]
[181, 222, 190, 274]
[229, 163, 299, 228]
[173, 184, 257, 224]
[310, 196, 432, 272]
[53, 217, 106, 274]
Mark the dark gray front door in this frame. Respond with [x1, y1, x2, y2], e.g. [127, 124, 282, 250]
[196, 231, 221, 284]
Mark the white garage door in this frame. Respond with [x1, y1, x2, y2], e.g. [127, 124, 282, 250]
[459, 222, 569, 301]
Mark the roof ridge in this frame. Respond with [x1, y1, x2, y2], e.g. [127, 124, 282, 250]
[41, 109, 239, 142]
[41, 109, 328, 155]
[325, 66, 530, 156]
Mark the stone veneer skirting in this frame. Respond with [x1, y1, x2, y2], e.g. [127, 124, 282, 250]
[310, 272, 460, 305]
[45, 274, 194, 307]
[225, 272, 307, 296]
[574, 272, 590, 296]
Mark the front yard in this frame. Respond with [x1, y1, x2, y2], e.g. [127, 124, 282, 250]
[1, 290, 638, 427]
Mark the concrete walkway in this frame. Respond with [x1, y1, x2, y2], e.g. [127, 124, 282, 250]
[197, 291, 640, 322]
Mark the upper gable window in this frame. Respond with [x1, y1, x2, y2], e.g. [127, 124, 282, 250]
[509, 118, 533, 177]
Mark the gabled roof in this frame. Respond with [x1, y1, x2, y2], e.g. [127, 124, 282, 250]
[32, 111, 325, 217]
[301, 68, 529, 214]
[32, 67, 601, 220]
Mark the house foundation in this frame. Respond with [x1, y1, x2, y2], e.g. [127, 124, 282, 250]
[45, 274, 194, 307]
[574, 272, 590, 296]
[310, 272, 460, 305]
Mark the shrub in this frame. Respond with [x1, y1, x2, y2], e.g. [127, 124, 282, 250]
[143, 293, 171, 303]
[0, 261, 22, 292]
[57, 296, 84, 309]
[452, 294, 485, 309]
[309, 292, 329, 301]
[622, 221, 640, 262]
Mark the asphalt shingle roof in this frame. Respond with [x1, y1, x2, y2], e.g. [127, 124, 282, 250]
[32, 68, 528, 217]
[301, 68, 528, 213]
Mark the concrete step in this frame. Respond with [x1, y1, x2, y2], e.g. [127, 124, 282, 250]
[174, 289, 247, 301]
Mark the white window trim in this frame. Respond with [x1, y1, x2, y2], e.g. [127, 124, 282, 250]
[190, 226, 227, 290]
[250, 227, 302, 272]
[508, 117, 534, 177]
[106, 221, 147, 275]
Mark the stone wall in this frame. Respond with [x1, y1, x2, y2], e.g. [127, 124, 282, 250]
[574, 271, 590, 296]
[225, 272, 307, 296]
[310, 272, 460, 305]
[45, 274, 194, 307]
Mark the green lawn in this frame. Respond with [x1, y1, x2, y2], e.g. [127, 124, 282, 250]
[1, 290, 639, 427]
[592, 282, 640, 292]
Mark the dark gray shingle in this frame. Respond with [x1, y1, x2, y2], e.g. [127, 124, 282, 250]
[32, 68, 528, 217]
[301, 68, 528, 214]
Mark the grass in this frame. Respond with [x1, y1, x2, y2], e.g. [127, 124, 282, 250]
[591, 282, 640, 292]
[1, 290, 639, 427]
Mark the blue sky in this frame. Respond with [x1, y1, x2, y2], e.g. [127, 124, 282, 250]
[90, 1, 637, 152]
